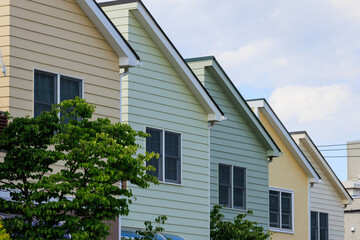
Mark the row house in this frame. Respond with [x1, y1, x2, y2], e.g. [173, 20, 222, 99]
[0, 0, 351, 239]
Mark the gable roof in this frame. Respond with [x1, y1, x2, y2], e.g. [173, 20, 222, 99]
[291, 131, 352, 204]
[97, 0, 224, 122]
[247, 98, 320, 183]
[186, 56, 281, 158]
[76, 0, 140, 67]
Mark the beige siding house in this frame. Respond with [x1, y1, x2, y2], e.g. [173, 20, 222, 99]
[0, 0, 139, 238]
[291, 132, 352, 240]
[0, 0, 139, 119]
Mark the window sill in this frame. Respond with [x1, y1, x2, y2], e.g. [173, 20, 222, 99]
[269, 227, 294, 234]
[159, 181, 182, 187]
[221, 206, 247, 212]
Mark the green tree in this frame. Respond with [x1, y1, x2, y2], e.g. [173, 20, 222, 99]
[133, 215, 169, 240]
[210, 205, 271, 240]
[0, 97, 158, 239]
[0, 220, 11, 240]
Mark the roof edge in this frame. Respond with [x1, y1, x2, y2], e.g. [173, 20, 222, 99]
[186, 56, 282, 157]
[79, 0, 140, 67]
[247, 99, 321, 182]
[101, 1, 224, 121]
[291, 131, 353, 203]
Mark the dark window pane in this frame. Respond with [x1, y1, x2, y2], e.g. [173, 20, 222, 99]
[34, 71, 56, 117]
[320, 213, 328, 240]
[311, 211, 318, 240]
[146, 128, 162, 181]
[269, 190, 280, 228]
[165, 131, 180, 183]
[219, 185, 230, 206]
[281, 192, 292, 229]
[165, 132, 179, 158]
[233, 167, 245, 187]
[60, 76, 81, 102]
[233, 167, 245, 208]
[219, 164, 231, 207]
[219, 165, 231, 185]
[165, 156, 179, 182]
[233, 188, 245, 208]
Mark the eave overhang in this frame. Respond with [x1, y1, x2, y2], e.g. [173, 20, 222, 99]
[97, 0, 224, 122]
[247, 99, 320, 183]
[291, 131, 352, 205]
[77, 0, 140, 68]
[186, 56, 281, 158]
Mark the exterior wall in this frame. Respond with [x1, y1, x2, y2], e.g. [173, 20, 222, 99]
[297, 139, 345, 240]
[344, 198, 360, 240]
[6, 0, 120, 120]
[189, 62, 270, 229]
[0, 0, 10, 112]
[102, 4, 211, 240]
[347, 141, 360, 182]
[259, 111, 309, 240]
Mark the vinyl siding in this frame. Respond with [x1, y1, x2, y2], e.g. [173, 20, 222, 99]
[0, 0, 10, 112]
[259, 111, 309, 240]
[102, 4, 210, 240]
[6, 0, 120, 121]
[298, 140, 345, 240]
[189, 62, 270, 229]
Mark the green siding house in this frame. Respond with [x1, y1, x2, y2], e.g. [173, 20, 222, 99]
[186, 56, 281, 229]
[98, 1, 224, 239]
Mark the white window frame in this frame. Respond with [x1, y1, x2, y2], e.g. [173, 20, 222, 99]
[311, 211, 329, 240]
[145, 126, 182, 185]
[33, 69, 84, 117]
[269, 186, 294, 234]
[218, 164, 247, 210]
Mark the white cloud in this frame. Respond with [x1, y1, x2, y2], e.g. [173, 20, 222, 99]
[330, 0, 360, 21]
[218, 39, 274, 64]
[269, 84, 351, 123]
[269, 84, 360, 144]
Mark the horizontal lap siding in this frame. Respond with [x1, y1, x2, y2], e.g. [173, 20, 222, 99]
[190, 64, 270, 229]
[0, 1, 10, 112]
[8, 0, 120, 120]
[102, 5, 210, 239]
[260, 111, 309, 240]
[299, 141, 345, 240]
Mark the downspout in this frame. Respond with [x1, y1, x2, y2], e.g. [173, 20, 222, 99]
[119, 67, 129, 122]
[118, 67, 129, 240]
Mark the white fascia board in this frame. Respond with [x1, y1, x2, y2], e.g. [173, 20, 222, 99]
[295, 133, 352, 204]
[131, 4, 223, 122]
[207, 64, 281, 157]
[248, 99, 320, 182]
[76, 0, 138, 67]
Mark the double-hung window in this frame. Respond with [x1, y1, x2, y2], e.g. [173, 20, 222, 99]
[269, 187, 293, 232]
[218, 164, 246, 209]
[311, 211, 328, 240]
[146, 127, 181, 184]
[34, 70, 82, 117]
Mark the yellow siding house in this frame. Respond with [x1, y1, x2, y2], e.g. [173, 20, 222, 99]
[248, 99, 320, 240]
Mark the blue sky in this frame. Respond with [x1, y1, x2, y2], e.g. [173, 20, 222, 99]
[140, 0, 360, 181]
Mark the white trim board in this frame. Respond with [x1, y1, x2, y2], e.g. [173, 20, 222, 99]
[291, 131, 352, 205]
[247, 99, 320, 183]
[76, 0, 139, 67]
[186, 57, 281, 158]
[118, 2, 224, 122]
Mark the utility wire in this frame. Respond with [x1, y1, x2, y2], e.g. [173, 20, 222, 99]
[320, 149, 347, 151]
[324, 156, 360, 158]
[318, 142, 360, 148]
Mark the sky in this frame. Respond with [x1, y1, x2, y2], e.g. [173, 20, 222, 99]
[140, 0, 360, 181]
